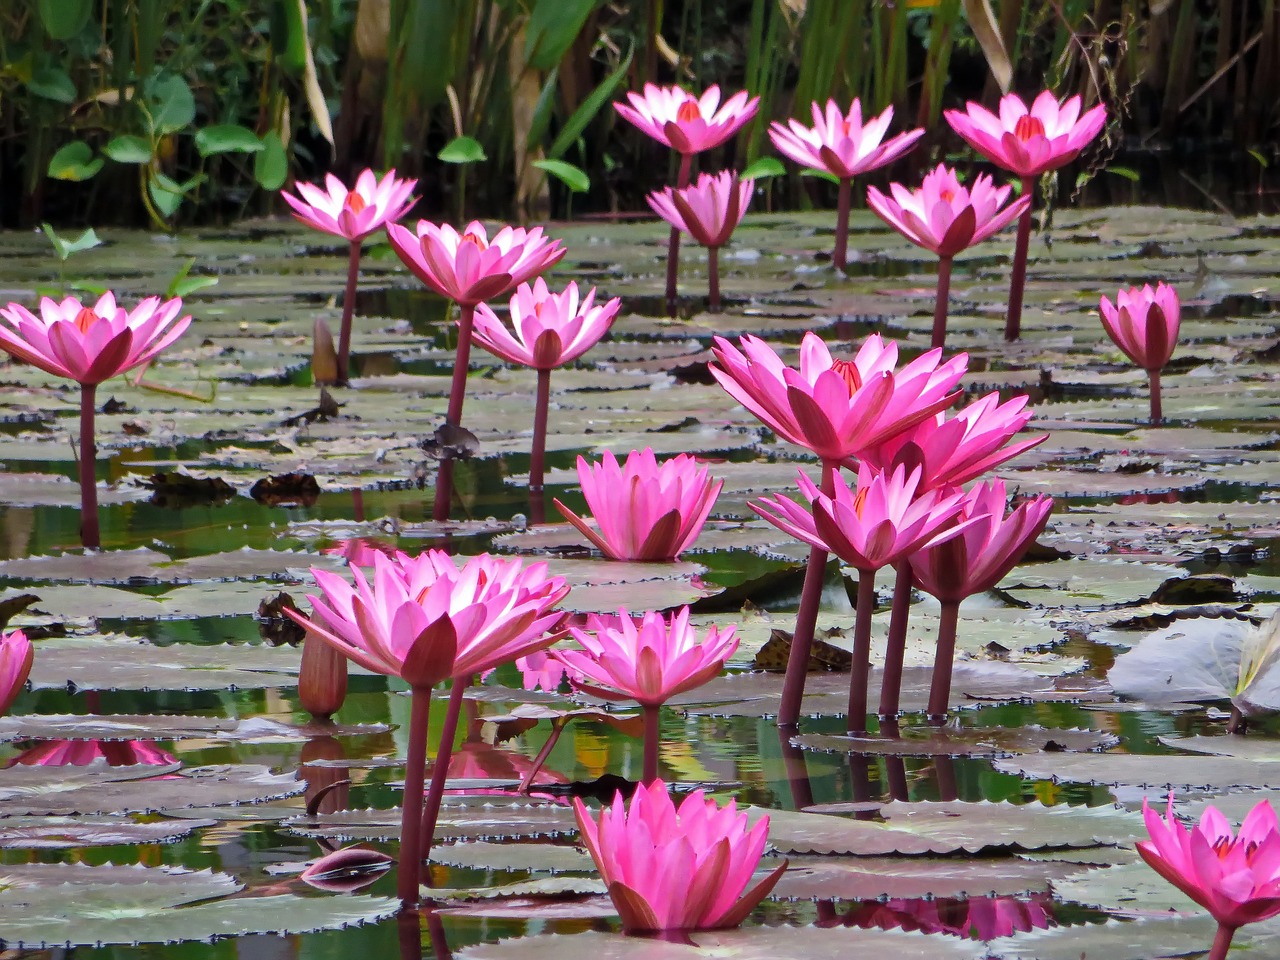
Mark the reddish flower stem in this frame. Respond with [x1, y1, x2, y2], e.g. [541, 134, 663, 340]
[876, 563, 915, 721]
[932, 256, 953, 350]
[833, 177, 852, 270]
[529, 367, 551, 492]
[445, 303, 476, 428]
[778, 460, 838, 727]
[1005, 179, 1034, 342]
[1149, 368, 1163, 425]
[707, 246, 721, 313]
[1208, 923, 1236, 960]
[642, 703, 661, 784]
[418, 678, 469, 871]
[431, 460, 455, 523]
[885, 756, 910, 801]
[927, 600, 961, 724]
[426, 908, 453, 960]
[337, 239, 361, 385]
[776, 724, 815, 809]
[398, 686, 432, 907]
[517, 717, 565, 793]
[845, 571, 879, 735]
[934, 754, 958, 801]
[665, 154, 693, 317]
[78, 383, 100, 549]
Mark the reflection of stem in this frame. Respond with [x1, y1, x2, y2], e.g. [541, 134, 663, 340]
[642, 704, 661, 784]
[934, 754, 958, 801]
[707, 246, 721, 313]
[833, 177, 852, 270]
[846, 571, 878, 735]
[1149, 368, 1163, 425]
[518, 717, 566, 793]
[419, 679, 469, 871]
[351, 488, 365, 522]
[432, 460, 455, 523]
[927, 600, 961, 724]
[337, 240, 361, 385]
[1208, 923, 1236, 960]
[1005, 179, 1034, 342]
[932, 256, 953, 350]
[1227, 704, 1248, 735]
[776, 724, 814, 810]
[665, 154, 693, 317]
[398, 687, 432, 907]
[78, 383, 100, 549]
[884, 756, 909, 801]
[397, 910, 423, 960]
[425, 909, 453, 960]
[529, 367, 551, 492]
[876, 564, 914, 721]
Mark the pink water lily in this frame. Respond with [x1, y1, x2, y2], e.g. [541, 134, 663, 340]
[282, 168, 418, 242]
[768, 99, 923, 268]
[0, 629, 33, 716]
[614, 84, 760, 155]
[554, 448, 722, 562]
[648, 171, 754, 312]
[1100, 282, 1181, 424]
[710, 331, 967, 463]
[1139, 796, 1280, 959]
[574, 779, 785, 932]
[944, 90, 1107, 180]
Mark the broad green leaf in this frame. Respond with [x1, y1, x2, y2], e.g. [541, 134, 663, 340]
[254, 132, 288, 189]
[29, 66, 76, 103]
[148, 171, 186, 218]
[548, 42, 633, 159]
[194, 124, 265, 157]
[47, 141, 103, 181]
[533, 158, 589, 192]
[102, 135, 153, 163]
[741, 157, 786, 179]
[37, 0, 93, 39]
[145, 74, 196, 134]
[439, 135, 487, 164]
[525, 0, 600, 71]
[40, 223, 101, 260]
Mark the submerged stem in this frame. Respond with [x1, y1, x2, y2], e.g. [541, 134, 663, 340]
[78, 383, 100, 549]
[642, 704, 661, 784]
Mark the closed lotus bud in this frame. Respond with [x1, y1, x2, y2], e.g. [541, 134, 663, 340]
[299, 629, 348, 719]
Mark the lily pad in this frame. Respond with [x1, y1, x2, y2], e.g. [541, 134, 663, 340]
[792, 726, 1118, 758]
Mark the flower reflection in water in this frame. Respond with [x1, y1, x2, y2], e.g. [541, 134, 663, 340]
[834, 894, 1056, 940]
[8, 739, 179, 767]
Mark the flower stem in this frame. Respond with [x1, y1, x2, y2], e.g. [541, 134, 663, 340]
[1208, 923, 1236, 960]
[337, 239, 361, 385]
[445, 303, 476, 428]
[418, 679, 469, 873]
[927, 600, 961, 724]
[665, 154, 693, 317]
[707, 246, 721, 313]
[833, 177, 852, 270]
[431, 460, 455, 523]
[846, 570, 878, 735]
[78, 383, 100, 549]
[778, 460, 837, 727]
[529, 367, 551, 492]
[1149, 368, 1163, 425]
[1005, 179, 1034, 342]
[398, 686, 432, 907]
[642, 703, 661, 784]
[932, 256, 953, 350]
[876, 563, 915, 721]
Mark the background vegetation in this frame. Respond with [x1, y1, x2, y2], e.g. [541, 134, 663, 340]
[2, 0, 1276, 228]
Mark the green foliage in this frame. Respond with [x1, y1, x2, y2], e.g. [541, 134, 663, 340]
[47, 141, 102, 181]
[438, 135, 488, 164]
[41, 223, 102, 260]
[533, 158, 589, 193]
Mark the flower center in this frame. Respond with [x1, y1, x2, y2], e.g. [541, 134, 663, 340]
[460, 232, 488, 250]
[940, 188, 956, 203]
[676, 99, 702, 123]
[1213, 835, 1261, 862]
[344, 192, 367, 215]
[830, 359, 863, 394]
[851, 486, 870, 518]
[73, 307, 100, 334]
[1014, 115, 1046, 141]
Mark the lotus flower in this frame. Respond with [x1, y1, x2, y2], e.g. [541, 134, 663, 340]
[574, 779, 785, 932]
[768, 99, 923, 268]
[1, 629, 33, 716]
[281, 169, 418, 385]
[944, 90, 1106, 342]
[474, 280, 621, 492]
[647, 171, 754, 312]
[908, 479, 1053, 721]
[867, 165, 1030, 348]
[0, 293, 191, 548]
[614, 84, 760, 156]
[1139, 795, 1280, 959]
[1099, 282, 1181, 424]
[554, 448, 722, 562]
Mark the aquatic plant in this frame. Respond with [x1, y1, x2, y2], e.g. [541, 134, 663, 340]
[1099, 282, 1181, 425]
[1139, 796, 1280, 959]
[285, 549, 569, 906]
[554, 448, 722, 562]
[0, 292, 191, 549]
[554, 607, 738, 783]
[867, 164, 1030, 349]
[573, 779, 785, 932]
[647, 171, 754, 313]
[0, 629, 33, 717]
[767, 99, 922, 270]
[944, 91, 1107, 341]
[615, 84, 759, 316]
[281, 169, 418, 385]
[473, 279, 620, 494]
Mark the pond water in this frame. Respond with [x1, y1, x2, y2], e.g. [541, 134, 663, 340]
[3, 201, 1280, 959]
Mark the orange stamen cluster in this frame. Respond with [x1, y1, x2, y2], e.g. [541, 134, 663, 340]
[830, 359, 863, 394]
[344, 192, 368, 214]
[1213, 835, 1260, 862]
[1014, 115, 1046, 141]
[676, 99, 702, 123]
[73, 307, 100, 333]
[851, 486, 870, 518]
[460, 232, 488, 250]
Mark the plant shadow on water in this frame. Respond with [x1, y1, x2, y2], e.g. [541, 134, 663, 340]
[2, 198, 1280, 958]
